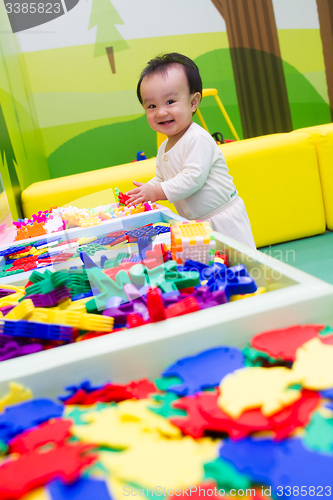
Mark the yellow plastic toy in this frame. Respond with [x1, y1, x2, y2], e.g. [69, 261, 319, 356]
[291, 337, 333, 390]
[29, 309, 114, 332]
[6, 299, 35, 320]
[218, 366, 301, 417]
[0, 382, 33, 412]
[157, 88, 240, 148]
[229, 287, 266, 301]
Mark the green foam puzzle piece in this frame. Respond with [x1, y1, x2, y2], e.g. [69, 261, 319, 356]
[149, 392, 186, 419]
[154, 376, 183, 391]
[204, 457, 252, 491]
[303, 412, 333, 453]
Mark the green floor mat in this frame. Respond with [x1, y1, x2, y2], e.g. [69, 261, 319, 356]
[259, 232, 333, 285]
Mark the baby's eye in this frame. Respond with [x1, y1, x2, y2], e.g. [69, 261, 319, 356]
[166, 100, 174, 105]
[147, 104, 156, 109]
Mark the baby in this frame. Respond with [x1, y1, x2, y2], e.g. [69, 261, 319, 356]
[126, 53, 256, 249]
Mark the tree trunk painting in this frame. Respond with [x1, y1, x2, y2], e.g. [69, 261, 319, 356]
[316, 0, 333, 121]
[211, 0, 292, 138]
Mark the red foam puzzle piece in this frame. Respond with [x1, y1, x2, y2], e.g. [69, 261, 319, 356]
[251, 324, 325, 361]
[0, 442, 96, 499]
[171, 390, 320, 441]
[8, 419, 72, 454]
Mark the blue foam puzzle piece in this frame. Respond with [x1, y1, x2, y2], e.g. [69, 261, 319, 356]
[0, 399, 63, 440]
[321, 388, 333, 400]
[220, 437, 333, 498]
[162, 346, 244, 396]
[48, 477, 112, 500]
[58, 380, 107, 401]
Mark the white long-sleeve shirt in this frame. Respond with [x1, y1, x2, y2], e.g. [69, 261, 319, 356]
[148, 122, 238, 220]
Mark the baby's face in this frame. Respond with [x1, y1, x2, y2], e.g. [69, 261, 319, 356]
[141, 64, 200, 148]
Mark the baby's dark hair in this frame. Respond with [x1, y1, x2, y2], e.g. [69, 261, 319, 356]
[137, 52, 202, 104]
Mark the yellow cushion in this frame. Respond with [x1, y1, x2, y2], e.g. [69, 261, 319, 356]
[220, 132, 326, 247]
[21, 159, 176, 217]
[291, 124, 333, 230]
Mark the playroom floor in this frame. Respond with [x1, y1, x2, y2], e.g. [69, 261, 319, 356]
[259, 231, 333, 285]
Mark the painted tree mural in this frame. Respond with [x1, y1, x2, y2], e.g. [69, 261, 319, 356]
[210, 0, 292, 138]
[88, 0, 129, 74]
[316, 0, 333, 121]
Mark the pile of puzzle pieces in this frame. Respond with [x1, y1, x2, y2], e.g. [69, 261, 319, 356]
[0, 223, 171, 278]
[13, 193, 158, 242]
[0, 323, 332, 498]
[0, 220, 261, 362]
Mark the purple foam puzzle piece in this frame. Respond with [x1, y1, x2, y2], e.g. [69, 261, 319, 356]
[162, 346, 244, 396]
[48, 477, 112, 500]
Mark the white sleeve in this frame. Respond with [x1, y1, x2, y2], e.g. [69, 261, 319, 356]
[161, 135, 214, 203]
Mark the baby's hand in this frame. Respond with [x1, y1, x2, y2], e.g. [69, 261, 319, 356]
[125, 181, 159, 206]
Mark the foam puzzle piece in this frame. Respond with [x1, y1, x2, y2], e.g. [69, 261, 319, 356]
[85, 267, 131, 312]
[162, 346, 244, 396]
[303, 412, 333, 454]
[218, 367, 301, 417]
[0, 382, 33, 412]
[203, 457, 252, 490]
[0, 442, 96, 499]
[64, 403, 109, 425]
[149, 392, 187, 419]
[72, 400, 180, 449]
[8, 419, 72, 454]
[48, 477, 112, 500]
[58, 380, 106, 401]
[173, 390, 319, 441]
[100, 435, 218, 489]
[291, 337, 333, 389]
[219, 437, 333, 498]
[251, 324, 325, 361]
[0, 399, 64, 440]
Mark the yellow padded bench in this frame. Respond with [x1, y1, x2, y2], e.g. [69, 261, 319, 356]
[220, 132, 325, 247]
[22, 131, 326, 248]
[291, 123, 333, 230]
[22, 159, 176, 217]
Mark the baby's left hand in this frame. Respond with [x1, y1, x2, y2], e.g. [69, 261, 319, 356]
[125, 182, 159, 206]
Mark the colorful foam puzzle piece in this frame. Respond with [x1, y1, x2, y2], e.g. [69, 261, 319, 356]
[218, 367, 301, 417]
[303, 412, 333, 454]
[0, 442, 96, 499]
[251, 324, 325, 361]
[100, 435, 218, 489]
[149, 392, 187, 419]
[72, 400, 180, 449]
[0, 399, 64, 440]
[0, 382, 33, 412]
[47, 477, 112, 500]
[162, 346, 244, 396]
[291, 337, 333, 390]
[203, 457, 252, 491]
[64, 403, 109, 425]
[8, 419, 72, 454]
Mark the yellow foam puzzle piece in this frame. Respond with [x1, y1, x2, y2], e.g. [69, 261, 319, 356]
[100, 435, 218, 489]
[218, 366, 301, 417]
[0, 382, 33, 412]
[291, 337, 333, 390]
[72, 400, 180, 449]
[20, 488, 50, 500]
